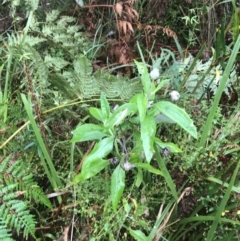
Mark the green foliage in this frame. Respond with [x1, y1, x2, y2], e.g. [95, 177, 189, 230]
[2, 0, 39, 17]
[0, 217, 14, 241]
[1, 1, 240, 240]
[71, 59, 197, 228]
[50, 55, 143, 100]
[160, 49, 238, 99]
[0, 155, 52, 240]
[111, 165, 125, 212]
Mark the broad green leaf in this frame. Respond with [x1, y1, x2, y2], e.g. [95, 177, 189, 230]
[141, 116, 156, 163]
[73, 158, 109, 183]
[134, 60, 151, 95]
[154, 113, 176, 123]
[89, 107, 103, 122]
[106, 103, 137, 128]
[153, 101, 197, 139]
[155, 138, 182, 153]
[135, 163, 163, 175]
[111, 165, 125, 211]
[100, 92, 110, 121]
[71, 124, 106, 142]
[83, 136, 114, 162]
[137, 93, 147, 122]
[129, 228, 149, 241]
[73, 137, 114, 183]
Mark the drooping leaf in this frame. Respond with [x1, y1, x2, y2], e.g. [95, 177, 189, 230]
[128, 228, 150, 241]
[155, 138, 182, 153]
[89, 107, 104, 122]
[153, 101, 197, 139]
[73, 158, 109, 183]
[111, 165, 125, 211]
[141, 116, 156, 163]
[154, 143, 178, 200]
[83, 136, 114, 161]
[73, 137, 114, 183]
[134, 163, 163, 175]
[71, 124, 106, 142]
[105, 103, 137, 128]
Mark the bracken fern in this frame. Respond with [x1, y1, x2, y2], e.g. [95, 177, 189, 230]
[0, 154, 52, 240]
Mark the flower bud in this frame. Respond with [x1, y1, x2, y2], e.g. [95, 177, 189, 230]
[150, 68, 160, 80]
[169, 90, 180, 101]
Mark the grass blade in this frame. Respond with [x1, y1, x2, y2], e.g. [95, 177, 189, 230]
[21, 94, 62, 190]
[198, 34, 240, 148]
[206, 158, 240, 240]
[154, 143, 177, 200]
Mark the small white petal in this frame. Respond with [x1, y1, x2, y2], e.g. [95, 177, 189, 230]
[121, 161, 135, 171]
[150, 68, 160, 80]
[169, 90, 180, 101]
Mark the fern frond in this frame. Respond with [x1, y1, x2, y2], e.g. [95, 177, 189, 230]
[42, 25, 55, 36]
[3, 200, 36, 238]
[49, 73, 75, 98]
[57, 16, 76, 26]
[0, 189, 36, 238]
[45, 55, 69, 71]
[24, 43, 49, 87]
[26, 185, 52, 208]
[46, 10, 60, 23]
[0, 155, 53, 239]
[50, 55, 143, 100]
[3, 157, 52, 208]
[24, 0, 39, 11]
[25, 36, 46, 46]
[0, 218, 14, 241]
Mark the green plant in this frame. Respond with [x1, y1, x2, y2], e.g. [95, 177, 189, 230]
[70, 43, 198, 239]
[0, 154, 52, 240]
[181, 7, 201, 48]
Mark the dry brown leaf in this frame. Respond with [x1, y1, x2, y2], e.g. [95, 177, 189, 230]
[131, 8, 139, 20]
[119, 20, 134, 34]
[126, 21, 134, 33]
[115, 2, 123, 17]
[119, 52, 127, 64]
[163, 27, 177, 38]
[144, 25, 153, 32]
[125, 5, 134, 20]
[136, 21, 144, 30]
[119, 20, 126, 35]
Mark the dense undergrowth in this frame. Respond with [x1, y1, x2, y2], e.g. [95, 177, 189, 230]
[0, 0, 240, 240]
